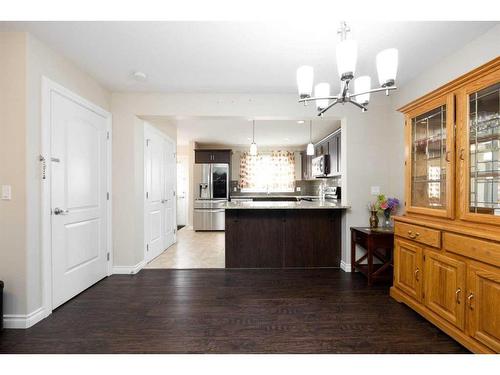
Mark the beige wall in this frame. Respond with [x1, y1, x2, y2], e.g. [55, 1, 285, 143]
[0, 32, 111, 319]
[0, 32, 28, 316]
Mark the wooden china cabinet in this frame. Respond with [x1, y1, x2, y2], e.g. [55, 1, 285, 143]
[391, 57, 500, 354]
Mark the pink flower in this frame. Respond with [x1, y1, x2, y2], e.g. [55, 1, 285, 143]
[380, 202, 389, 210]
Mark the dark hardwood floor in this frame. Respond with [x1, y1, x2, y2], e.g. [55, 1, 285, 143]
[0, 269, 469, 354]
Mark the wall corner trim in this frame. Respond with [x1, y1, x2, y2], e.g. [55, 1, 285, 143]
[340, 260, 351, 273]
[3, 307, 49, 329]
[112, 260, 146, 275]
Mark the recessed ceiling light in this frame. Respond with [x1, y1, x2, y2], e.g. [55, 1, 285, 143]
[297, 120, 305, 124]
[284, 138, 290, 141]
[131, 71, 148, 81]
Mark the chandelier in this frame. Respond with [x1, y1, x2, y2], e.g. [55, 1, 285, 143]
[296, 21, 398, 115]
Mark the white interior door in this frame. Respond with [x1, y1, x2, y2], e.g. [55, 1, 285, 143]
[176, 155, 188, 226]
[164, 138, 176, 247]
[144, 124, 176, 262]
[145, 128, 166, 262]
[51, 91, 108, 309]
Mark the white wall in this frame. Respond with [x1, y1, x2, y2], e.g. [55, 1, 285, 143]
[0, 32, 111, 322]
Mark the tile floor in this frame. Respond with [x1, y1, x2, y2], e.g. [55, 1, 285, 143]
[145, 227, 225, 268]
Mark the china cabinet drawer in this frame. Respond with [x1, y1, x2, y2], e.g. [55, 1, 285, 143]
[443, 233, 500, 267]
[395, 222, 441, 248]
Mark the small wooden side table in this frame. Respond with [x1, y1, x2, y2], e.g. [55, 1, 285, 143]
[350, 227, 394, 286]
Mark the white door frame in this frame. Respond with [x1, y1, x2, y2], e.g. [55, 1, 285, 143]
[41, 77, 112, 316]
[143, 122, 177, 263]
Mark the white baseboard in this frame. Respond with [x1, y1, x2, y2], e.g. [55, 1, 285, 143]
[112, 260, 145, 275]
[3, 307, 48, 329]
[340, 260, 351, 272]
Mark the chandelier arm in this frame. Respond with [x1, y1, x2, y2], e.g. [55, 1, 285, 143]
[348, 86, 398, 99]
[349, 100, 368, 111]
[317, 99, 339, 116]
[298, 95, 340, 104]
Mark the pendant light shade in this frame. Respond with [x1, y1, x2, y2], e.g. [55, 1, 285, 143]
[314, 83, 330, 111]
[336, 39, 357, 80]
[354, 75, 371, 105]
[307, 120, 314, 156]
[250, 142, 258, 156]
[296, 66, 314, 99]
[250, 120, 258, 156]
[376, 48, 398, 87]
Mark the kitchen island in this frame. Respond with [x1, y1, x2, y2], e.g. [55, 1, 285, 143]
[224, 200, 349, 268]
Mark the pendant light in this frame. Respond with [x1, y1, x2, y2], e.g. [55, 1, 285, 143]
[314, 83, 331, 111]
[307, 120, 314, 156]
[250, 120, 258, 156]
[376, 48, 399, 87]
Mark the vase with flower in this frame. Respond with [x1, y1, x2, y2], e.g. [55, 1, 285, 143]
[375, 194, 400, 228]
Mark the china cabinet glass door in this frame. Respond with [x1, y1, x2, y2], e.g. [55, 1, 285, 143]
[406, 95, 454, 218]
[458, 74, 500, 224]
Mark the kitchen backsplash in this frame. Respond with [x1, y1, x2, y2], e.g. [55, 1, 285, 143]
[230, 177, 341, 197]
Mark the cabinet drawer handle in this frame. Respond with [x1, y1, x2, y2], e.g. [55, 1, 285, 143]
[445, 151, 451, 162]
[414, 268, 419, 282]
[467, 292, 474, 310]
[407, 230, 420, 239]
[455, 288, 461, 304]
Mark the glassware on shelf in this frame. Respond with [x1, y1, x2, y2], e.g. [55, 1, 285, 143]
[469, 82, 500, 216]
[411, 105, 447, 209]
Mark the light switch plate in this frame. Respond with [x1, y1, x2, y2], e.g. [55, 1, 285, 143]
[1, 185, 12, 200]
[371, 186, 380, 196]
[296, 187, 301, 192]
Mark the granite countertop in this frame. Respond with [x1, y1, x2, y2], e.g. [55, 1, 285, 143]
[223, 200, 350, 210]
[230, 195, 320, 199]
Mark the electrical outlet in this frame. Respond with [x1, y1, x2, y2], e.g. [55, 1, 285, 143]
[233, 187, 238, 192]
[296, 186, 301, 192]
[1, 185, 12, 200]
[371, 186, 380, 196]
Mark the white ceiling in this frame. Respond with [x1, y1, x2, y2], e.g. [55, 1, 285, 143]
[0, 21, 497, 93]
[144, 116, 341, 146]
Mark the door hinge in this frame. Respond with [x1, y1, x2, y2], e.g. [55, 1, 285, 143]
[107, 252, 110, 261]
[146, 192, 149, 199]
[107, 192, 110, 200]
[173, 191, 176, 197]
[146, 244, 149, 252]
[107, 131, 110, 140]
[146, 139, 150, 147]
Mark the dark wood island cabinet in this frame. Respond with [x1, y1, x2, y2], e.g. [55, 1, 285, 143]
[224, 201, 347, 268]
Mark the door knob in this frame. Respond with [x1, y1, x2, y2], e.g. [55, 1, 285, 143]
[53, 207, 69, 215]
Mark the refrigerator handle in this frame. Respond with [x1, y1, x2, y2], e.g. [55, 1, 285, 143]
[209, 164, 213, 199]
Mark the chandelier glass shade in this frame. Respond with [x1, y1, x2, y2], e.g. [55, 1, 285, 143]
[296, 21, 398, 115]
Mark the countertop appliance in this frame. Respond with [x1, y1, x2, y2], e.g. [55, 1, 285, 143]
[312, 154, 330, 177]
[325, 186, 341, 200]
[193, 163, 229, 231]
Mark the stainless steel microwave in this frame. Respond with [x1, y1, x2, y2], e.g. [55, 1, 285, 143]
[312, 155, 330, 177]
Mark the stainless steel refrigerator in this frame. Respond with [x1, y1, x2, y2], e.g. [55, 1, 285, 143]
[193, 163, 229, 231]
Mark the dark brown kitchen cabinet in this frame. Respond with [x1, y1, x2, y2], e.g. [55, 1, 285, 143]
[195, 149, 231, 164]
[283, 210, 341, 267]
[225, 209, 342, 268]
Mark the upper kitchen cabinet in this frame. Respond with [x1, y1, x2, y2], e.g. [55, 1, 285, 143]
[404, 93, 455, 219]
[456, 67, 500, 225]
[195, 149, 232, 164]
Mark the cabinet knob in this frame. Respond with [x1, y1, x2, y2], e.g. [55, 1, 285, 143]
[467, 292, 475, 310]
[414, 268, 420, 282]
[455, 288, 461, 304]
[459, 148, 465, 161]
